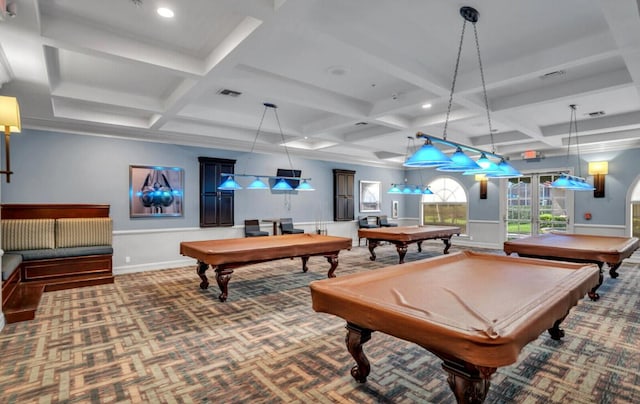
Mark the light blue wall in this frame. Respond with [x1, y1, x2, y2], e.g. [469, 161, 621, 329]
[3, 129, 639, 230]
[509, 150, 640, 226]
[398, 149, 640, 226]
[402, 168, 501, 221]
[1, 129, 405, 229]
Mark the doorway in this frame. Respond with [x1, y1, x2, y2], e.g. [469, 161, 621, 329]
[505, 173, 573, 239]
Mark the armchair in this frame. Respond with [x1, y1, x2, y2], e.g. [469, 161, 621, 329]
[378, 215, 398, 227]
[358, 216, 379, 246]
[244, 219, 269, 237]
[280, 218, 304, 234]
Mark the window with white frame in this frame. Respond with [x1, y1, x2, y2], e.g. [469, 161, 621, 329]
[421, 177, 468, 234]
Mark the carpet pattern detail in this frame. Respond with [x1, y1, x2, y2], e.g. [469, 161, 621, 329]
[1, 242, 639, 403]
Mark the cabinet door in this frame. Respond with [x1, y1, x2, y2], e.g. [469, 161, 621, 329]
[333, 169, 355, 221]
[199, 157, 235, 227]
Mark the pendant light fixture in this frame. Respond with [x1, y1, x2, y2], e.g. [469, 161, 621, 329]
[219, 103, 315, 192]
[549, 104, 595, 191]
[404, 6, 521, 178]
[389, 136, 436, 194]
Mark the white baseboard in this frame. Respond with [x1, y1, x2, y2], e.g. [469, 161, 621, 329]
[0, 312, 5, 333]
[452, 238, 503, 250]
[114, 258, 196, 275]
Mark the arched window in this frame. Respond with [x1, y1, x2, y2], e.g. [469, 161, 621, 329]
[631, 179, 640, 238]
[421, 177, 468, 234]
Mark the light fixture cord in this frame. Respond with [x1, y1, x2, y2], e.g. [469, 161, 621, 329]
[442, 19, 467, 141]
[273, 107, 295, 171]
[473, 23, 495, 154]
[571, 105, 584, 178]
[242, 105, 269, 176]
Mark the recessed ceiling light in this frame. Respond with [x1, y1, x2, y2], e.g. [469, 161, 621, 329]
[421, 103, 432, 109]
[326, 65, 349, 76]
[539, 70, 565, 79]
[587, 111, 606, 117]
[157, 7, 175, 18]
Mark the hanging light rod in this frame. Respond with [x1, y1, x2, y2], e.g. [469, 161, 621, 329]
[415, 132, 503, 160]
[403, 6, 521, 178]
[218, 102, 315, 191]
[388, 183, 433, 195]
[548, 104, 594, 191]
[407, 132, 521, 178]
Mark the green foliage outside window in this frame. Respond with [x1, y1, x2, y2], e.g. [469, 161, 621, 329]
[422, 203, 467, 234]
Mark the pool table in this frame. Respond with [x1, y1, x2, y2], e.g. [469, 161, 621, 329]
[180, 233, 352, 301]
[504, 232, 639, 300]
[358, 225, 461, 263]
[310, 251, 599, 404]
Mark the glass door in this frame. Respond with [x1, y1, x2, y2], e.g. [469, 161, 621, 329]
[505, 173, 572, 240]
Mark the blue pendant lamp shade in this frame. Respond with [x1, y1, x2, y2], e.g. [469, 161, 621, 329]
[462, 153, 502, 175]
[550, 174, 594, 191]
[402, 186, 413, 194]
[404, 138, 452, 167]
[272, 178, 294, 191]
[485, 158, 523, 178]
[387, 184, 402, 194]
[247, 177, 269, 189]
[219, 176, 242, 190]
[550, 174, 573, 189]
[423, 186, 434, 195]
[295, 179, 315, 191]
[436, 147, 481, 172]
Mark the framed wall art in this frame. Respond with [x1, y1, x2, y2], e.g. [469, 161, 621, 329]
[359, 180, 381, 212]
[130, 165, 184, 218]
[392, 200, 399, 219]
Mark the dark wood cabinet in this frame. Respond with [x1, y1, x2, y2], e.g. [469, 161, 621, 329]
[333, 169, 355, 221]
[199, 157, 235, 227]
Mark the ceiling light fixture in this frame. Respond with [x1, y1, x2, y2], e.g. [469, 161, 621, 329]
[404, 6, 521, 179]
[421, 103, 432, 109]
[219, 103, 314, 192]
[388, 137, 435, 195]
[549, 104, 595, 191]
[157, 7, 174, 18]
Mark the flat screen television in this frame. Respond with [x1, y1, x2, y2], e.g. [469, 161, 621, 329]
[276, 168, 301, 188]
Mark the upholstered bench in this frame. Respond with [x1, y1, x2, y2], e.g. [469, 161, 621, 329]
[1, 204, 114, 323]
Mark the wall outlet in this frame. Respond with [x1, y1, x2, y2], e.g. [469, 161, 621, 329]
[125, 256, 131, 263]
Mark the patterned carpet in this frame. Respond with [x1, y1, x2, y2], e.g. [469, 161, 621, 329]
[0, 242, 639, 403]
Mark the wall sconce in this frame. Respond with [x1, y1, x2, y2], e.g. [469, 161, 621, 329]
[475, 174, 488, 199]
[0, 96, 21, 183]
[588, 161, 608, 198]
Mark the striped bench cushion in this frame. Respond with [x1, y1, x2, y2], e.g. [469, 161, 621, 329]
[1, 219, 56, 251]
[55, 218, 113, 248]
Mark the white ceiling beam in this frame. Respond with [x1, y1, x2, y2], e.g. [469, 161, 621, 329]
[40, 15, 204, 78]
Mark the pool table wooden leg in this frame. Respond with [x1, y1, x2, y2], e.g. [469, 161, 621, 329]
[547, 316, 567, 340]
[367, 240, 380, 261]
[396, 243, 408, 264]
[196, 261, 209, 289]
[345, 323, 372, 383]
[442, 360, 495, 404]
[588, 263, 604, 301]
[442, 237, 453, 254]
[324, 253, 339, 278]
[214, 267, 233, 302]
[608, 262, 621, 279]
[417, 241, 423, 252]
[301, 256, 310, 272]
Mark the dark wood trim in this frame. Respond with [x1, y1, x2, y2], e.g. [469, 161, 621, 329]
[1, 204, 110, 219]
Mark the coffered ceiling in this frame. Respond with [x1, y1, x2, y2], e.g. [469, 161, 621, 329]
[1, 0, 640, 167]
